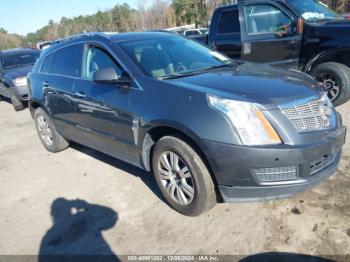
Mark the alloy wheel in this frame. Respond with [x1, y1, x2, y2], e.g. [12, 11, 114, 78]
[37, 115, 53, 146]
[158, 151, 195, 205]
[316, 73, 340, 102]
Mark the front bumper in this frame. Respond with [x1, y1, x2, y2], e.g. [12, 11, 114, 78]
[200, 126, 346, 202]
[12, 85, 29, 101]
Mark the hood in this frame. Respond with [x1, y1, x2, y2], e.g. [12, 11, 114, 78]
[4, 64, 34, 80]
[305, 19, 350, 46]
[170, 63, 323, 108]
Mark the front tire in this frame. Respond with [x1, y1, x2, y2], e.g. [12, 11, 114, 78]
[11, 95, 25, 111]
[311, 62, 350, 107]
[34, 108, 69, 153]
[152, 136, 216, 216]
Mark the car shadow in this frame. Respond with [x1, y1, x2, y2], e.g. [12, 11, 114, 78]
[39, 198, 119, 262]
[70, 143, 166, 203]
[240, 252, 336, 262]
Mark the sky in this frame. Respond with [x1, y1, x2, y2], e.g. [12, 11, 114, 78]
[0, 0, 138, 36]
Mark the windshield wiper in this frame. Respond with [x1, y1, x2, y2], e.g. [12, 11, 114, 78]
[160, 72, 199, 80]
[202, 63, 237, 71]
[160, 63, 236, 80]
[4, 63, 34, 69]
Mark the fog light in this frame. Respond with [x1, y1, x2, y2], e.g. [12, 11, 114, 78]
[253, 166, 298, 183]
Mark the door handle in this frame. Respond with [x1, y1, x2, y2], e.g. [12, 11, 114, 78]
[75, 91, 87, 98]
[43, 81, 49, 88]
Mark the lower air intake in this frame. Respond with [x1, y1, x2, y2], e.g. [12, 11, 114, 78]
[253, 166, 299, 183]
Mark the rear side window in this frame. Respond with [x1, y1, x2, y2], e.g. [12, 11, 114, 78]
[41, 53, 55, 73]
[51, 44, 83, 77]
[217, 10, 240, 34]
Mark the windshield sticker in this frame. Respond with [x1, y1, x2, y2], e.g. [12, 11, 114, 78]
[210, 51, 229, 62]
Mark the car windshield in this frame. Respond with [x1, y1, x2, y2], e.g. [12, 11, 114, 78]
[119, 35, 234, 79]
[2, 51, 40, 69]
[288, 0, 342, 21]
[199, 29, 208, 34]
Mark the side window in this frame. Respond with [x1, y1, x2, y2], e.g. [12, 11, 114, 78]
[83, 46, 122, 80]
[244, 4, 291, 35]
[41, 52, 55, 74]
[51, 44, 83, 77]
[217, 10, 240, 34]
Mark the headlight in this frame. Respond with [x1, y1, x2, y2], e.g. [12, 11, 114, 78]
[12, 77, 27, 87]
[208, 95, 282, 146]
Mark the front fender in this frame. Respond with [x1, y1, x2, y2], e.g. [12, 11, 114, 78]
[305, 47, 350, 72]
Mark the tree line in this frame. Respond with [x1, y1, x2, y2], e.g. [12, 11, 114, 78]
[0, 0, 349, 50]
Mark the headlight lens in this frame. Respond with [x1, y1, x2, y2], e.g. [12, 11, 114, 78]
[12, 77, 27, 87]
[208, 95, 282, 146]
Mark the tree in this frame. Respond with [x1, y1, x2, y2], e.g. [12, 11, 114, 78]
[0, 28, 8, 34]
[173, 0, 207, 27]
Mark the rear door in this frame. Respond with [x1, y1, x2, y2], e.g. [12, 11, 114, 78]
[72, 43, 137, 164]
[209, 7, 242, 59]
[240, 1, 302, 69]
[40, 44, 83, 139]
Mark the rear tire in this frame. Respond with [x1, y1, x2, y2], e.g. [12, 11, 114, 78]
[311, 62, 350, 107]
[11, 95, 25, 111]
[34, 108, 69, 153]
[152, 136, 216, 216]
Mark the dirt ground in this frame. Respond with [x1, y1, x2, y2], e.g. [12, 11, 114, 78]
[0, 98, 349, 260]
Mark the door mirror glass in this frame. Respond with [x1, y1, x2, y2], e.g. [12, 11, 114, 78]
[93, 67, 118, 83]
[93, 67, 131, 87]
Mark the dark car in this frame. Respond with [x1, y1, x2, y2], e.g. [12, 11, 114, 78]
[0, 48, 41, 111]
[28, 32, 346, 216]
[192, 0, 350, 107]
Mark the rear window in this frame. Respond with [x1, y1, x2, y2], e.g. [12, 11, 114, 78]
[51, 44, 83, 77]
[217, 10, 240, 34]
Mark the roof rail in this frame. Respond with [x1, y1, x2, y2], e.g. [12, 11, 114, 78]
[37, 32, 112, 50]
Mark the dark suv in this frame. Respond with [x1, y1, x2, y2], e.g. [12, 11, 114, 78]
[28, 32, 346, 216]
[0, 48, 41, 111]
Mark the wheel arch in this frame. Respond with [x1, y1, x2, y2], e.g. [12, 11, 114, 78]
[141, 123, 218, 189]
[305, 48, 350, 73]
[29, 99, 47, 119]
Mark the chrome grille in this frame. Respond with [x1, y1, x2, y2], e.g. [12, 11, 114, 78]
[281, 96, 334, 132]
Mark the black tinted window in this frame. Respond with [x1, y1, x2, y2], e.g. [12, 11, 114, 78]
[41, 53, 55, 73]
[218, 10, 240, 34]
[51, 45, 82, 77]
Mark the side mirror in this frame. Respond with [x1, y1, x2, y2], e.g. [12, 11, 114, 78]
[93, 67, 131, 88]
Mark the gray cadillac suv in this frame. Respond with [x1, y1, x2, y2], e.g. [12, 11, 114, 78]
[28, 32, 346, 216]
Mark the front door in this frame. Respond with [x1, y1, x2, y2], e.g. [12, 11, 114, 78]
[240, 1, 302, 69]
[73, 44, 138, 164]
